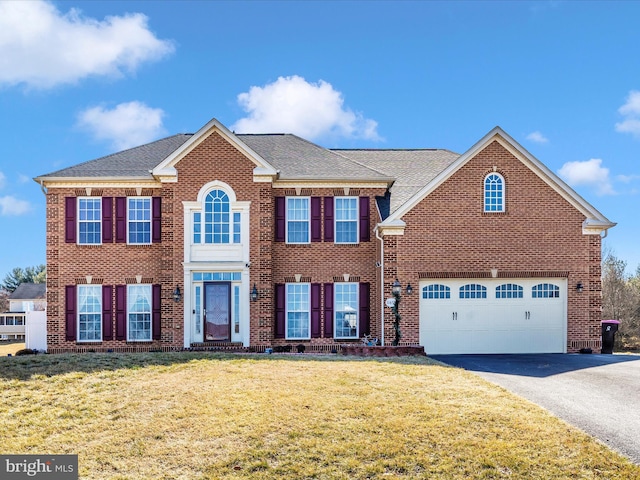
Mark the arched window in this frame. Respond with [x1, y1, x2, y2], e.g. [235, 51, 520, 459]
[422, 284, 451, 299]
[193, 189, 241, 244]
[459, 284, 487, 299]
[496, 283, 523, 299]
[484, 173, 505, 212]
[532, 283, 560, 298]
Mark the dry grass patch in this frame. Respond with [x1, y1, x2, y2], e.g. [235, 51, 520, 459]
[0, 352, 638, 479]
[0, 341, 25, 356]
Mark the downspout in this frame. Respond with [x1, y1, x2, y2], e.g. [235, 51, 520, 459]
[39, 179, 47, 195]
[375, 226, 385, 346]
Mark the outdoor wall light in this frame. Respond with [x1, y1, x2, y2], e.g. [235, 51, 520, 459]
[576, 282, 584, 293]
[173, 285, 182, 303]
[392, 278, 402, 296]
[405, 283, 413, 295]
[251, 284, 259, 302]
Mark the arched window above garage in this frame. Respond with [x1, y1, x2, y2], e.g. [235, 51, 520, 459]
[484, 173, 505, 212]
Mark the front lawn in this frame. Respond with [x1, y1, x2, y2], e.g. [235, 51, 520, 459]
[0, 352, 637, 479]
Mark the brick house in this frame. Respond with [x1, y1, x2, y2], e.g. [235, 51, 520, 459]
[35, 119, 614, 354]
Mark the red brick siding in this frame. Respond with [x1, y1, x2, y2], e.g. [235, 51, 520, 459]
[382, 140, 602, 352]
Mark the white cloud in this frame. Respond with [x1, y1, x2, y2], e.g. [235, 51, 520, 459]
[526, 131, 549, 144]
[18, 174, 31, 184]
[558, 158, 615, 196]
[0, 0, 174, 89]
[0, 196, 32, 216]
[231, 75, 381, 141]
[77, 101, 166, 150]
[0, 172, 5, 190]
[617, 174, 640, 183]
[615, 90, 640, 138]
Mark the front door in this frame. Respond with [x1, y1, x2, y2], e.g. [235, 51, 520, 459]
[204, 282, 231, 341]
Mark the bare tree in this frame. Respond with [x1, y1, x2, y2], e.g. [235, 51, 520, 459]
[601, 249, 640, 349]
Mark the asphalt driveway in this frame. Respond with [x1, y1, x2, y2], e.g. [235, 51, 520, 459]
[430, 353, 640, 464]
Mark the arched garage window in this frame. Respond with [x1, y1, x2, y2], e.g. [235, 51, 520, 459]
[459, 284, 487, 299]
[484, 173, 505, 212]
[496, 283, 523, 299]
[532, 283, 560, 298]
[422, 284, 451, 299]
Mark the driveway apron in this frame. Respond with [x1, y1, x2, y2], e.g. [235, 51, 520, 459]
[430, 354, 640, 464]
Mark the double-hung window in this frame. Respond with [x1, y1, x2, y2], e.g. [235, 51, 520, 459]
[78, 198, 101, 244]
[286, 283, 310, 339]
[78, 285, 102, 341]
[127, 284, 152, 341]
[334, 283, 359, 338]
[128, 198, 151, 244]
[335, 197, 358, 244]
[286, 197, 310, 244]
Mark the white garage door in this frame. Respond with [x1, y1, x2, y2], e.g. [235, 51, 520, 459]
[419, 278, 567, 355]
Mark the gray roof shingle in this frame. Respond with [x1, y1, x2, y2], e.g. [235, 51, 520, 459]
[237, 134, 392, 181]
[333, 149, 460, 215]
[35, 132, 460, 218]
[10, 283, 46, 300]
[37, 134, 193, 179]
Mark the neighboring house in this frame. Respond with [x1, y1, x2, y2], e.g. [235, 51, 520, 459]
[0, 283, 46, 340]
[34, 119, 615, 354]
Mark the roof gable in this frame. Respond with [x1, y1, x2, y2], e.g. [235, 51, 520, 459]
[379, 126, 615, 234]
[152, 118, 278, 183]
[35, 134, 192, 184]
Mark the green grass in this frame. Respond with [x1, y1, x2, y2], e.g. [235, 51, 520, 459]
[1, 352, 638, 479]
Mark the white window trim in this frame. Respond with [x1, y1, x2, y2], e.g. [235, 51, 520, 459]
[285, 196, 311, 244]
[334, 282, 359, 340]
[126, 284, 153, 342]
[77, 197, 102, 245]
[334, 196, 359, 244]
[190, 183, 243, 246]
[127, 197, 152, 245]
[285, 282, 311, 340]
[77, 285, 102, 343]
[483, 172, 505, 213]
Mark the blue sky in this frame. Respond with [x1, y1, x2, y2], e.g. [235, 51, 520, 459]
[1, 0, 639, 279]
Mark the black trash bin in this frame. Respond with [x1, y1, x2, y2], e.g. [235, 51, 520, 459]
[601, 320, 620, 354]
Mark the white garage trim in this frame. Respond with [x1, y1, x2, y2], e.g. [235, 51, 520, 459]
[420, 278, 567, 355]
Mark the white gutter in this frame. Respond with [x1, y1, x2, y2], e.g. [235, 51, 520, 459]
[375, 227, 385, 346]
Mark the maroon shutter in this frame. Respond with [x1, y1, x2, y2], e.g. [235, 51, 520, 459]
[102, 285, 113, 340]
[115, 197, 127, 243]
[152, 197, 162, 243]
[115, 285, 126, 340]
[152, 284, 161, 340]
[324, 197, 334, 242]
[311, 197, 321, 242]
[275, 197, 285, 242]
[65, 197, 76, 243]
[311, 283, 321, 337]
[359, 282, 370, 336]
[65, 285, 76, 341]
[323, 283, 334, 338]
[274, 284, 285, 338]
[359, 197, 370, 242]
[102, 197, 113, 243]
